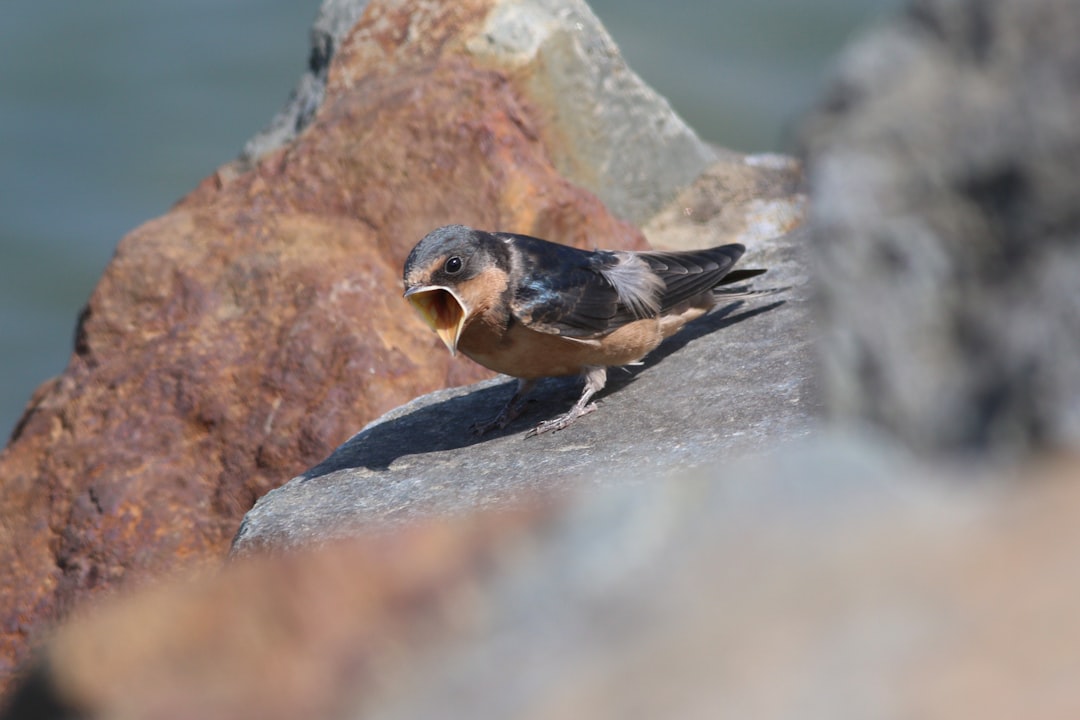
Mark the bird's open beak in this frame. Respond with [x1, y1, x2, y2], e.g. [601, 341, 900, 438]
[404, 285, 468, 356]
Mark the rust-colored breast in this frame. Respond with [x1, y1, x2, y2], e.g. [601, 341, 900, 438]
[458, 315, 663, 379]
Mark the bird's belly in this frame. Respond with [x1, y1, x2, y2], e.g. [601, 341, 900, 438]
[458, 317, 663, 379]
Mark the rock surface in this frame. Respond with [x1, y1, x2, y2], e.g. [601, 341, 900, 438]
[8, 445, 1080, 720]
[361, 449, 1080, 720]
[644, 149, 806, 251]
[801, 0, 1080, 457]
[0, 0, 716, 690]
[244, 0, 718, 225]
[5, 508, 545, 720]
[242, 0, 371, 162]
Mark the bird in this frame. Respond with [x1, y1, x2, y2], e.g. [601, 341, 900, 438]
[402, 224, 770, 437]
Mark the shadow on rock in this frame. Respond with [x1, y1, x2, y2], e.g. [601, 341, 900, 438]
[303, 300, 786, 475]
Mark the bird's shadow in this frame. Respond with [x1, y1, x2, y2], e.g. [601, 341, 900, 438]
[301, 299, 785, 477]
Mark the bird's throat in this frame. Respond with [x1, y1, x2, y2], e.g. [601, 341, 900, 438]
[406, 286, 468, 356]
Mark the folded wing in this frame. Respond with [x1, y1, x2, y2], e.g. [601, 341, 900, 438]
[502, 232, 755, 339]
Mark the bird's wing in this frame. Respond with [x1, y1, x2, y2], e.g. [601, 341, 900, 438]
[500, 235, 754, 339]
[498, 233, 661, 339]
[635, 245, 747, 313]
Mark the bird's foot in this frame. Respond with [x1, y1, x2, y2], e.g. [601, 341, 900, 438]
[524, 402, 597, 438]
[470, 379, 536, 436]
[470, 415, 508, 436]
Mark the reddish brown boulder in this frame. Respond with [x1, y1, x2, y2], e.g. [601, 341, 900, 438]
[0, 0, 651, 690]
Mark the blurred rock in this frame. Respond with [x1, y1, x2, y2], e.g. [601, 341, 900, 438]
[0, 0, 722, 690]
[644, 149, 806, 251]
[369, 445, 1080, 720]
[4, 508, 551, 720]
[8, 442, 1080, 720]
[801, 0, 1080, 456]
[231, 213, 813, 553]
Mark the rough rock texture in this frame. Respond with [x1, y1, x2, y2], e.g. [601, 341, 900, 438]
[644, 149, 806, 251]
[458, 0, 719, 224]
[232, 189, 812, 553]
[245, 0, 717, 225]
[801, 0, 1080, 457]
[0, 0, 715, 691]
[7, 446, 1080, 720]
[242, 0, 371, 162]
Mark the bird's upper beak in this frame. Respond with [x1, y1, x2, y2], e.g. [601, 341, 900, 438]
[404, 285, 469, 356]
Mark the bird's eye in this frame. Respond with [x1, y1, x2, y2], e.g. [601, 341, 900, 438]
[444, 256, 464, 274]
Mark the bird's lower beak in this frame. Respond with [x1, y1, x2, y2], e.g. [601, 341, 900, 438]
[404, 286, 468, 356]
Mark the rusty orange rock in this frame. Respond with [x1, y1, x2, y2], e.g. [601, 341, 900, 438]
[0, 0, 648, 692]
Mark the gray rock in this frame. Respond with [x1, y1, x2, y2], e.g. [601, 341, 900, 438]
[368, 435, 1033, 720]
[233, 216, 815, 553]
[801, 0, 1080, 457]
[463, 0, 718, 224]
[643, 149, 807, 251]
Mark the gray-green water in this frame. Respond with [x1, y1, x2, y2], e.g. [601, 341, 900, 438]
[0, 1, 899, 440]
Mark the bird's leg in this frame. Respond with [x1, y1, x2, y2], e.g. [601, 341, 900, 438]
[471, 378, 536, 435]
[525, 366, 606, 438]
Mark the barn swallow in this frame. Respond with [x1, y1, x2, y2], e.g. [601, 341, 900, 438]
[403, 224, 769, 437]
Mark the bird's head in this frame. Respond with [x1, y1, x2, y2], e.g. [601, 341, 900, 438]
[402, 225, 510, 356]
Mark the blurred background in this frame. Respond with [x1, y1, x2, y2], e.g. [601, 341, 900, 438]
[0, 0, 900, 440]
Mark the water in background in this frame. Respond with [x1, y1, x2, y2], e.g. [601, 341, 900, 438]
[0, 0, 899, 440]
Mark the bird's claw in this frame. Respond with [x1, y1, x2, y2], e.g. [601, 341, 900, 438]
[524, 402, 597, 438]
